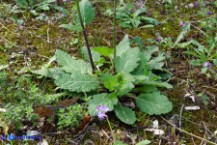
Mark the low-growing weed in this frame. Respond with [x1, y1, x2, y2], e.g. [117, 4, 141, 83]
[35, 0, 173, 125]
[185, 34, 217, 77]
[105, 1, 159, 29]
[57, 104, 86, 130]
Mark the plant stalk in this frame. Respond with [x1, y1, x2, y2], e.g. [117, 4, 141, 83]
[113, 0, 117, 72]
[106, 118, 115, 142]
[76, 0, 95, 73]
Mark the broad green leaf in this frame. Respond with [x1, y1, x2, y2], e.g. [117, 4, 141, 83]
[81, 47, 101, 62]
[79, 0, 95, 25]
[48, 67, 65, 79]
[100, 73, 119, 91]
[93, 47, 114, 57]
[132, 53, 149, 75]
[115, 48, 140, 73]
[88, 93, 118, 116]
[117, 82, 134, 96]
[143, 46, 159, 61]
[101, 73, 134, 96]
[136, 92, 172, 115]
[148, 53, 165, 70]
[136, 140, 151, 145]
[114, 104, 136, 125]
[55, 71, 99, 93]
[116, 35, 131, 57]
[117, 73, 135, 96]
[55, 49, 91, 74]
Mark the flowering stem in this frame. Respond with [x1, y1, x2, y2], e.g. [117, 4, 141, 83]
[113, 0, 117, 73]
[106, 117, 115, 142]
[75, 0, 95, 73]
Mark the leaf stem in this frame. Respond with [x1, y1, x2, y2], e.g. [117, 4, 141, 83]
[76, 0, 95, 73]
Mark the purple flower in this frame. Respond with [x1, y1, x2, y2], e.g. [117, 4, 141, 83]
[207, 11, 212, 15]
[157, 37, 162, 42]
[96, 105, 110, 112]
[96, 105, 110, 120]
[135, 1, 145, 8]
[179, 21, 186, 27]
[194, 1, 199, 7]
[202, 61, 213, 70]
[97, 112, 108, 120]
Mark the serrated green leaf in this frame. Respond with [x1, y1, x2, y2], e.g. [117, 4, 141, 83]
[88, 93, 118, 116]
[148, 53, 165, 70]
[114, 104, 136, 125]
[115, 48, 140, 73]
[136, 92, 172, 115]
[132, 53, 149, 75]
[55, 71, 99, 93]
[79, 0, 95, 25]
[55, 49, 91, 74]
[116, 35, 131, 57]
[48, 67, 65, 79]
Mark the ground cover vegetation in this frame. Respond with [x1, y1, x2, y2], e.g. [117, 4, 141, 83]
[0, 0, 217, 144]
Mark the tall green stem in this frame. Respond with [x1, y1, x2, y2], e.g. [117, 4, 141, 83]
[113, 0, 117, 72]
[76, 0, 95, 73]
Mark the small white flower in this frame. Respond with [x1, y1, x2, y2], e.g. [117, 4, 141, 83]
[189, 3, 194, 8]
[0, 108, 6, 112]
